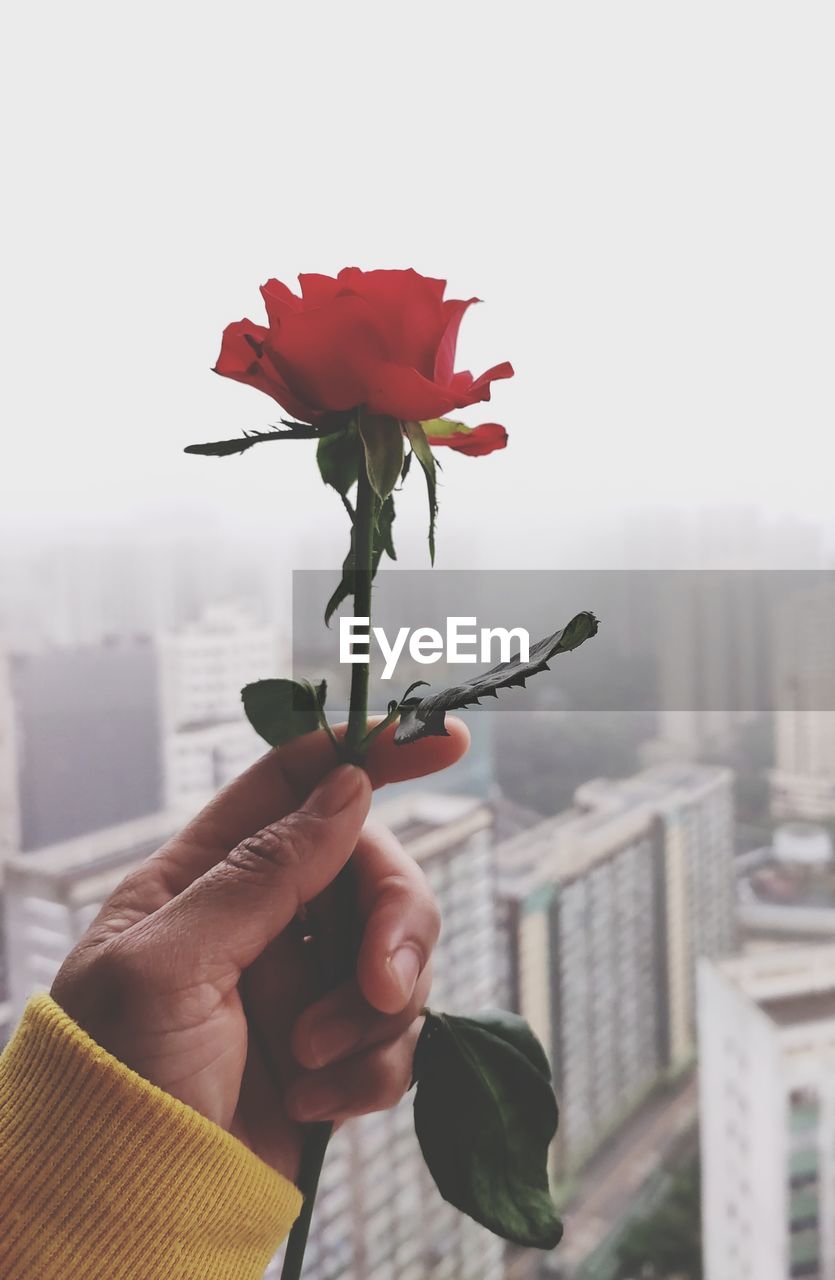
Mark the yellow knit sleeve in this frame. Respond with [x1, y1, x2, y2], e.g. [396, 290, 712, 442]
[0, 994, 302, 1279]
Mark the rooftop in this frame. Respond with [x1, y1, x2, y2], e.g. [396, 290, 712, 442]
[496, 761, 731, 897]
[761, 988, 835, 1027]
[741, 859, 835, 911]
[373, 793, 491, 865]
[716, 944, 835, 1020]
[575, 760, 731, 814]
[3, 811, 180, 883]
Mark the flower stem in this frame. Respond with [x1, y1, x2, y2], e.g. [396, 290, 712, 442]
[278, 1122, 332, 1280]
[279, 428, 374, 1280]
[344, 433, 374, 761]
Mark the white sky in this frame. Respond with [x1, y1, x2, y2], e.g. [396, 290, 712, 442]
[2, 2, 834, 553]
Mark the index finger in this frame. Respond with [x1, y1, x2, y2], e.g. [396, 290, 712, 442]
[152, 718, 470, 894]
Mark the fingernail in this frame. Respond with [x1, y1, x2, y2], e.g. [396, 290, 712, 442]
[290, 1078, 341, 1122]
[305, 765, 365, 817]
[388, 946, 421, 1004]
[307, 1015, 363, 1068]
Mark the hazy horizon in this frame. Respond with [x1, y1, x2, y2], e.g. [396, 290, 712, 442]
[3, 2, 834, 546]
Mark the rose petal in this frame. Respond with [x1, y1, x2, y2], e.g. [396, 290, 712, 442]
[452, 361, 515, 406]
[366, 356, 514, 421]
[297, 273, 342, 306]
[213, 319, 318, 422]
[365, 365, 464, 421]
[336, 268, 447, 377]
[425, 421, 509, 457]
[260, 278, 304, 327]
[337, 267, 447, 305]
[434, 297, 479, 384]
[266, 294, 388, 412]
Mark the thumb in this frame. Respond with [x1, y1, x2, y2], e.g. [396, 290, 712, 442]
[146, 765, 371, 976]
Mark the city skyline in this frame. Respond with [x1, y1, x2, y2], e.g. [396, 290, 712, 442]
[4, 544, 835, 1276]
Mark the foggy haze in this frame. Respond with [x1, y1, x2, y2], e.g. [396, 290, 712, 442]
[2, 2, 834, 547]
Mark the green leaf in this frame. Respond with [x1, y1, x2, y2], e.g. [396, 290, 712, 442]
[404, 421, 438, 563]
[241, 678, 327, 747]
[374, 492, 397, 561]
[359, 414, 404, 500]
[394, 611, 599, 744]
[324, 495, 397, 625]
[185, 423, 320, 456]
[413, 1008, 563, 1250]
[317, 424, 359, 496]
[324, 533, 356, 625]
[464, 1008, 553, 1081]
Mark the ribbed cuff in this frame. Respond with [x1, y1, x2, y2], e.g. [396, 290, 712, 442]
[0, 995, 302, 1279]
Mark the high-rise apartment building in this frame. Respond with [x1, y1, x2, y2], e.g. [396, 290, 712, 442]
[158, 604, 283, 814]
[1, 605, 281, 855]
[496, 762, 734, 1179]
[699, 945, 835, 1280]
[9, 637, 163, 852]
[267, 792, 505, 1280]
[577, 763, 736, 1067]
[771, 583, 835, 821]
[654, 572, 769, 760]
[0, 649, 19, 868]
[2, 812, 179, 1030]
[773, 712, 835, 821]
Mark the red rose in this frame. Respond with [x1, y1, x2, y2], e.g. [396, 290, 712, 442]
[215, 268, 512, 454]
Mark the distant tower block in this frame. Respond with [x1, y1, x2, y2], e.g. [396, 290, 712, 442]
[699, 946, 835, 1280]
[158, 604, 284, 815]
[771, 585, 835, 820]
[496, 761, 735, 1181]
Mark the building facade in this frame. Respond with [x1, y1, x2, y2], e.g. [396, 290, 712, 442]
[157, 604, 282, 814]
[2, 812, 179, 1031]
[771, 584, 835, 821]
[9, 637, 163, 852]
[699, 946, 835, 1280]
[654, 572, 769, 761]
[268, 793, 505, 1280]
[497, 762, 734, 1179]
[773, 712, 835, 821]
[0, 649, 19, 868]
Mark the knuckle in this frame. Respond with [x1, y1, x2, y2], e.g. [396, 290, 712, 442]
[383, 870, 413, 897]
[112, 867, 146, 899]
[225, 817, 310, 880]
[95, 868, 151, 924]
[77, 940, 147, 1009]
[52, 938, 159, 1056]
[95, 939, 143, 988]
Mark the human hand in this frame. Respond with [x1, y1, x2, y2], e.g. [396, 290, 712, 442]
[51, 721, 469, 1182]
